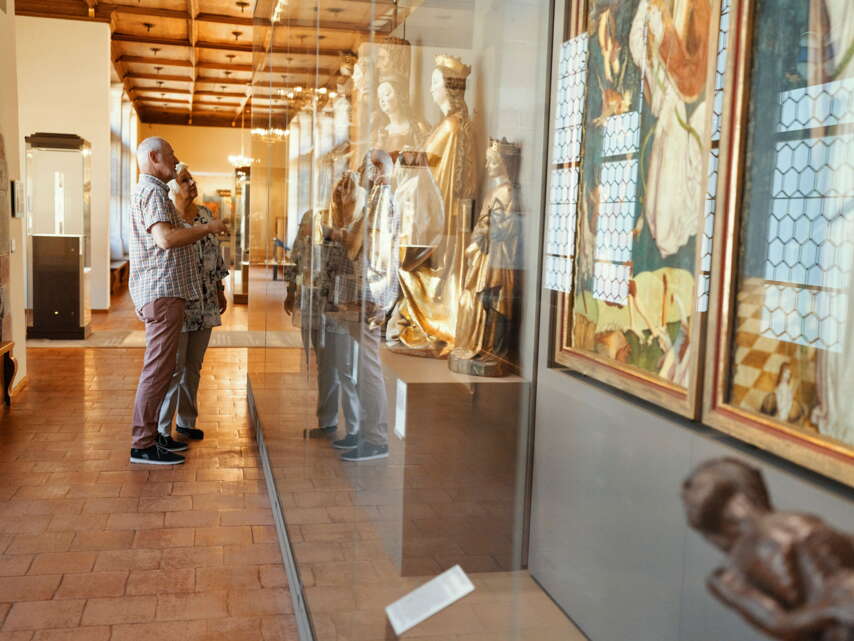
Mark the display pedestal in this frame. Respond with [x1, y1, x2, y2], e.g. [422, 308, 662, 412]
[336, 314, 527, 576]
[232, 261, 249, 305]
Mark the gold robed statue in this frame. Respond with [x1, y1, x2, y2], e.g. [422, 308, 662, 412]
[388, 54, 476, 357]
[449, 138, 523, 377]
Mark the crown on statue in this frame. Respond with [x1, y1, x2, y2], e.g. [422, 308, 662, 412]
[488, 137, 521, 185]
[435, 54, 471, 80]
[489, 137, 521, 157]
[435, 55, 471, 91]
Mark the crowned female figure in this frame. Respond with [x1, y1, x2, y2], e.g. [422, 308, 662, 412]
[389, 54, 476, 357]
[449, 138, 522, 377]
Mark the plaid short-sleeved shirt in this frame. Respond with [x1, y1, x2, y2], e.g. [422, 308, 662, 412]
[129, 174, 202, 312]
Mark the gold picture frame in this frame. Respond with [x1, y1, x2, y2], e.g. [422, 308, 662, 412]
[552, 0, 724, 420]
[703, 0, 854, 487]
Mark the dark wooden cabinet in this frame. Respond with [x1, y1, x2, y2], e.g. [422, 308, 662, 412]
[28, 234, 91, 339]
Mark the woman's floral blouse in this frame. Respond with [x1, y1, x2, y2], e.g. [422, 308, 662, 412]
[183, 205, 229, 332]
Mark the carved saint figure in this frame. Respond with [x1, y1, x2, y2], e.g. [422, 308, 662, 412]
[372, 77, 430, 157]
[448, 138, 522, 377]
[682, 458, 854, 641]
[389, 54, 476, 357]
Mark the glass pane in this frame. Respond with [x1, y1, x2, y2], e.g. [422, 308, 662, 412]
[729, 0, 854, 447]
[247, 0, 576, 638]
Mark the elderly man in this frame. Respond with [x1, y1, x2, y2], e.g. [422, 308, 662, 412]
[129, 137, 226, 465]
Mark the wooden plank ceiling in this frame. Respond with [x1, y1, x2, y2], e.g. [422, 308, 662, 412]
[16, 0, 410, 128]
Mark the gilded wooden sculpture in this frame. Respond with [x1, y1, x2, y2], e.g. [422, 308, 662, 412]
[449, 138, 523, 377]
[387, 54, 476, 357]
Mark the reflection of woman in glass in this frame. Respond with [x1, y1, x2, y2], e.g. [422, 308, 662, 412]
[372, 77, 429, 157]
[629, 0, 712, 258]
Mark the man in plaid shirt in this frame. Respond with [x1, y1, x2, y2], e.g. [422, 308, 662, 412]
[129, 137, 226, 465]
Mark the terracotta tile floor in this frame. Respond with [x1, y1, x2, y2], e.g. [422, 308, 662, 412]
[0, 347, 297, 641]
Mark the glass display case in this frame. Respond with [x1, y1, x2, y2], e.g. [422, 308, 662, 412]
[246, 1, 566, 640]
[24, 132, 92, 339]
[232, 165, 250, 305]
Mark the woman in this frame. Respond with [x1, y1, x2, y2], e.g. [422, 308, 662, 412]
[156, 163, 228, 450]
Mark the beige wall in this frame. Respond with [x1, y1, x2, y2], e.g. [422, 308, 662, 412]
[1, 1, 27, 388]
[137, 123, 244, 202]
[16, 16, 112, 310]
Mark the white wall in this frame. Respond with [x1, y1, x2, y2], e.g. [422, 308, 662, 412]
[16, 16, 112, 310]
[137, 122, 244, 201]
[0, 1, 27, 388]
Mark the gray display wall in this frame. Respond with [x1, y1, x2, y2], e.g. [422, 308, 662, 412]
[529, 356, 854, 641]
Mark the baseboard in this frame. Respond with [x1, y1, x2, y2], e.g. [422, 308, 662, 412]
[248, 376, 315, 641]
[11, 375, 28, 396]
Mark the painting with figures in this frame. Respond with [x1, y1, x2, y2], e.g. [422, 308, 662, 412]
[705, 0, 854, 486]
[555, 0, 722, 417]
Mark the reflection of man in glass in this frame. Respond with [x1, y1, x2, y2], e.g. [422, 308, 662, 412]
[285, 210, 361, 446]
[326, 150, 399, 462]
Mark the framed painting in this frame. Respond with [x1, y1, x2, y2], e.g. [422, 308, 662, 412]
[548, 0, 726, 418]
[704, 0, 854, 486]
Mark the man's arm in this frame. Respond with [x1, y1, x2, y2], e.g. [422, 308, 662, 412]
[150, 219, 226, 250]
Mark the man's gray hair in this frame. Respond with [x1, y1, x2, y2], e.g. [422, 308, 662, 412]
[136, 136, 169, 169]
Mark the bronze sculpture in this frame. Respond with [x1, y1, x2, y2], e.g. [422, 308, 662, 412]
[682, 458, 854, 640]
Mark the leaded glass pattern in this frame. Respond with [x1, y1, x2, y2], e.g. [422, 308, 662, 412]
[544, 34, 588, 294]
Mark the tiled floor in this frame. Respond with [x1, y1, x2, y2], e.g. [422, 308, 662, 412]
[0, 347, 296, 641]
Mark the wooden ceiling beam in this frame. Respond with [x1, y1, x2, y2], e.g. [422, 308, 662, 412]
[112, 34, 339, 58]
[112, 33, 189, 48]
[15, 0, 112, 23]
[194, 90, 247, 99]
[187, 0, 199, 123]
[196, 76, 252, 86]
[116, 55, 193, 68]
[133, 87, 193, 96]
[125, 72, 194, 83]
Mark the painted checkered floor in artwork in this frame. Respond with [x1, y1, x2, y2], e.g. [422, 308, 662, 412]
[729, 278, 819, 426]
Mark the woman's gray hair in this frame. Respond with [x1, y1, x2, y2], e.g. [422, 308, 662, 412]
[167, 162, 190, 204]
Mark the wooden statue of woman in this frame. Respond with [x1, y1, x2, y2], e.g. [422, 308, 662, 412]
[388, 54, 476, 357]
[448, 138, 522, 377]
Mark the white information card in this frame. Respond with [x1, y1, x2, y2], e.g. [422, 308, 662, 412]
[385, 565, 475, 637]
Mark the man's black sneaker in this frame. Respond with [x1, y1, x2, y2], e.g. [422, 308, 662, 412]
[157, 434, 189, 452]
[331, 433, 360, 450]
[304, 425, 337, 439]
[130, 445, 185, 465]
[340, 442, 388, 462]
[176, 426, 204, 440]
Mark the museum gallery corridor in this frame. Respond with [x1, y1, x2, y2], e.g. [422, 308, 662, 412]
[0, 347, 296, 640]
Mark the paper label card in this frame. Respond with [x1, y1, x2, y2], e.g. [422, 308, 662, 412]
[385, 565, 475, 637]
